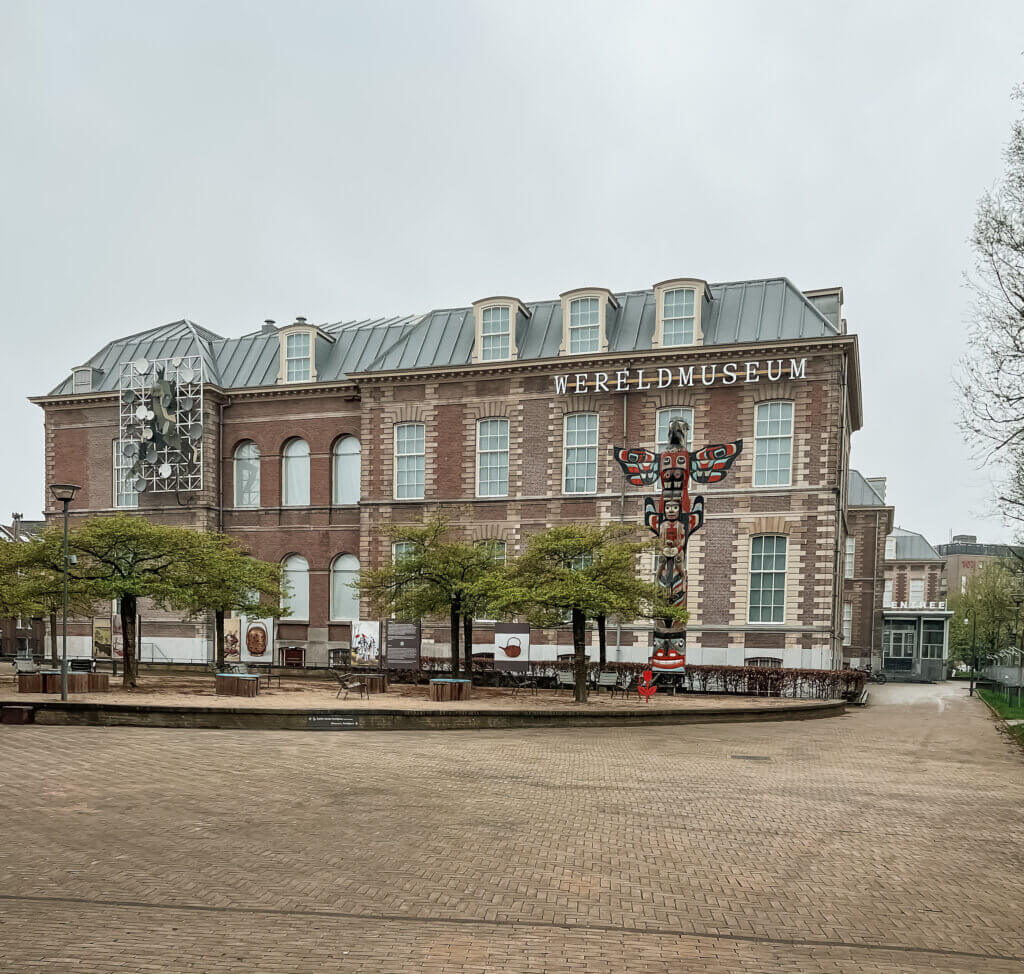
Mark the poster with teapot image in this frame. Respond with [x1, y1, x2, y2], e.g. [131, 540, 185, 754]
[495, 623, 530, 662]
[352, 621, 381, 666]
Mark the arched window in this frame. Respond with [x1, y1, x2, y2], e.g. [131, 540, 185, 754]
[233, 441, 261, 508]
[332, 436, 361, 505]
[330, 554, 360, 620]
[282, 438, 310, 506]
[281, 555, 309, 620]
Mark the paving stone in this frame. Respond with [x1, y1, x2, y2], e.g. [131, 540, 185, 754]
[0, 683, 1021, 972]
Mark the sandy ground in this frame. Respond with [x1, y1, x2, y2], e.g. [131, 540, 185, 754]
[0, 670, 826, 712]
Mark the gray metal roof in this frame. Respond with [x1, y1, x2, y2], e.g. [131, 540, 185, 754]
[848, 469, 887, 507]
[47, 277, 839, 395]
[890, 528, 944, 562]
[936, 540, 1024, 559]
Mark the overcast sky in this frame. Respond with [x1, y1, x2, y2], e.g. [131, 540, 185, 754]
[2, 0, 1023, 542]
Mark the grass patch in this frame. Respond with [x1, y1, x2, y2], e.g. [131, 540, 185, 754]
[977, 688, 1024, 721]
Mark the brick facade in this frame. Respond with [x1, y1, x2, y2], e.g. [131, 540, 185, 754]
[36, 334, 858, 669]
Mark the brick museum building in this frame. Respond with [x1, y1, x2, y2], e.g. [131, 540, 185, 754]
[33, 275, 880, 671]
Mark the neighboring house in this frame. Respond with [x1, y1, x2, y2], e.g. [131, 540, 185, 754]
[0, 517, 46, 658]
[881, 527, 951, 681]
[841, 471, 894, 669]
[936, 535, 1024, 596]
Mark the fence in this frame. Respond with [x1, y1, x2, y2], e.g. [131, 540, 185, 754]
[412, 657, 864, 700]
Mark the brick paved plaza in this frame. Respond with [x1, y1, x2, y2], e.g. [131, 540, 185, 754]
[1, 683, 1022, 973]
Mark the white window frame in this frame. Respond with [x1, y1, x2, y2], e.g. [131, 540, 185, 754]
[480, 306, 511, 362]
[884, 579, 893, 606]
[281, 438, 311, 507]
[842, 602, 853, 646]
[329, 553, 360, 621]
[281, 554, 309, 622]
[394, 423, 425, 500]
[113, 440, 138, 509]
[285, 332, 311, 382]
[392, 541, 415, 562]
[72, 368, 94, 393]
[656, 407, 694, 451]
[476, 418, 509, 498]
[885, 535, 896, 560]
[909, 578, 925, 603]
[563, 412, 599, 495]
[233, 441, 261, 508]
[661, 288, 696, 347]
[844, 537, 856, 579]
[753, 401, 794, 488]
[332, 436, 361, 506]
[567, 297, 601, 355]
[748, 534, 787, 625]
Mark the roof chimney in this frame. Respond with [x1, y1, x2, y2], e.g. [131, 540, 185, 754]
[293, 316, 307, 325]
[261, 319, 277, 334]
[866, 477, 886, 500]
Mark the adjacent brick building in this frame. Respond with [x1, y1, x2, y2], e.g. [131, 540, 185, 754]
[33, 276, 864, 669]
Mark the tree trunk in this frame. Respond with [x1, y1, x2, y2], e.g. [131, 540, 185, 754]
[215, 609, 226, 669]
[597, 614, 607, 668]
[463, 613, 473, 683]
[449, 600, 460, 676]
[120, 594, 139, 689]
[49, 610, 58, 667]
[572, 607, 588, 703]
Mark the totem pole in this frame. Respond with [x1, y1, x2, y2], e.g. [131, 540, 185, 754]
[614, 420, 742, 671]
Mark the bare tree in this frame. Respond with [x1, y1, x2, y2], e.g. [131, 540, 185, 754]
[960, 85, 1024, 521]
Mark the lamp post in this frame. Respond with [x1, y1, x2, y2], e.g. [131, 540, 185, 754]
[48, 484, 80, 702]
[968, 612, 978, 697]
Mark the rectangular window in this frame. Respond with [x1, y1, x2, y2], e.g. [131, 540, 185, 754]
[113, 440, 138, 509]
[753, 401, 793, 487]
[844, 537, 856, 578]
[477, 418, 509, 497]
[656, 407, 694, 451]
[884, 579, 893, 605]
[73, 368, 93, 393]
[662, 288, 695, 346]
[568, 297, 600, 354]
[909, 579, 925, 603]
[480, 306, 511, 361]
[885, 535, 896, 560]
[394, 423, 425, 499]
[921, 621, 945, 659]
[843, 602, 852, 646]
[563, 413, 598, 494]
[392, 541, 415, 562]
[748, 535, 787, 624]
[285, 332, 311, 382]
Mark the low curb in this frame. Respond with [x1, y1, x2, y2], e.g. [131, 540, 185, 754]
[7, 698, 846, 732]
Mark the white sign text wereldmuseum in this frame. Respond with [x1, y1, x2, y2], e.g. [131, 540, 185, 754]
[554, 358, 807, 394]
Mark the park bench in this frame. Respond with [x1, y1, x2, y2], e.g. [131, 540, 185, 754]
[555, 670, 575, 694]
[594, 671, 618, 695]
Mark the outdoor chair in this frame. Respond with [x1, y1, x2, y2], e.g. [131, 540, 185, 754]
[555, 670, 575, 694]
[12, 659, 40, 677]
[69, 658, 95, 673]
[610, 673, 637, 700]
[334, 670, 368, 700]
[595, 671, 618, 695]
[511, 670, 539, 696]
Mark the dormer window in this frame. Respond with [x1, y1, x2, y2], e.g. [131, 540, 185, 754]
[276, 317, 335, 384]
[72, 367, 97, 393]
[286, 333, 311, 382]
[662, 288, 695, 346]
[569, 297, 601, 354]
[558, 288, 617, 357]
[471, 297, 527, 364]
[481, 307, 510, 360]
[653, 278, 710, 348]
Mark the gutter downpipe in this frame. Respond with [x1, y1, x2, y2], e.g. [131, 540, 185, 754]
[835, 354, 850, 670]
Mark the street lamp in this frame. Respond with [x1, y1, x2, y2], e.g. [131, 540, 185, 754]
[48, 483, 80, 702]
